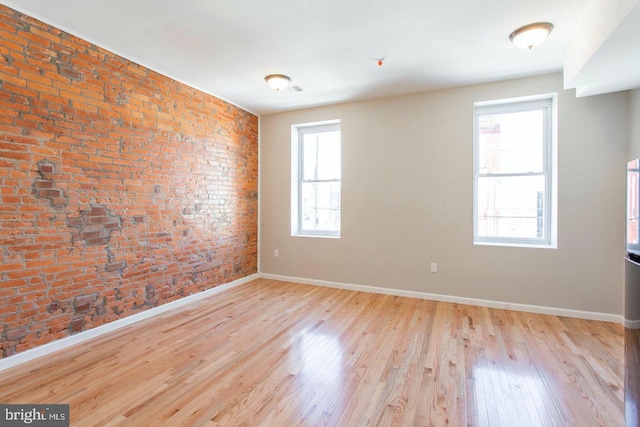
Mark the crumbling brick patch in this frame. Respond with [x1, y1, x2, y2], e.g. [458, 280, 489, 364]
[33, 159, 67, 207]
[5, 325, 30, 342]
[70, 318, 84, 333]
[68, 205, 122, 246]
[74, 293, 98, 313]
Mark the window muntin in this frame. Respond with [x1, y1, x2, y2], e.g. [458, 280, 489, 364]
[474, 96, 556, 247]
[292, 122, 341, 237]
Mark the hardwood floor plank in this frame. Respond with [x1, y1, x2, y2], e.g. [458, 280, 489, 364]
[0, 279, 625, 426]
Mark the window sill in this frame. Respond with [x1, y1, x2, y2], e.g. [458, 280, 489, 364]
[474, 240, 556, 249]
[292, 233, 340, 239]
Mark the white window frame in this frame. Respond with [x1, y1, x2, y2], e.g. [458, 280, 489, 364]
[291, 120, 341, 238]
[473, 94, 557, 248]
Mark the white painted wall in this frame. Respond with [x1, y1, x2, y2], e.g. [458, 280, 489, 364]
[630, 89, 640, 159]
[564, 0, 640, 96]
[260, 73, 628, 316]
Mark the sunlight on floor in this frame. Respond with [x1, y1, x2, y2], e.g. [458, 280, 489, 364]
[473, 364, 554, 426]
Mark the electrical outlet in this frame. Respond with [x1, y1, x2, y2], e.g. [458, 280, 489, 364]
[274, 249, 279, 258]
[430, 262, 437, 273]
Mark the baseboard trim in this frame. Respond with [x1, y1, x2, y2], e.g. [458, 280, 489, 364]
[260, 273, 624, 324]
[625, 319, 640, 329]
[0, 274, 259, 373]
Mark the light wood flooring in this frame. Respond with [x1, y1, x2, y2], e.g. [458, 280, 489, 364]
[0, 278, 625, 426]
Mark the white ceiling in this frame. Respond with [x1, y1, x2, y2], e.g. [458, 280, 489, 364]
[564, 0, 640, 97]
[0, 0, 619, 115]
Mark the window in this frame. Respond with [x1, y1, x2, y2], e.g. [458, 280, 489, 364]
[291, 121, 341, 237]
[473, 95, 557, 247]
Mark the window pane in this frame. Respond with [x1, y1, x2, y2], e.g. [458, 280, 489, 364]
[301, 182, 341, 232]
[477, 175, 545, 239]
[628, 159, 640, 246]
[478, 109, 544, 174]
[302, 134, 317, 181]
[302, 131, 340, 181]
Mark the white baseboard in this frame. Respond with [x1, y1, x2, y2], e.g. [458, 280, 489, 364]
[259, 273, 624, 324]
[0, 274, 259, 373]
[625, 319, 640, 329]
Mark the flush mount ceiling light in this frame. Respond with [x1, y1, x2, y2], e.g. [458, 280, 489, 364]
[264, 74, 291, 91]
[509, 22, 554, 49]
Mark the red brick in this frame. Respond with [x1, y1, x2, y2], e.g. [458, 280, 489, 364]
[0, 262, 23, 272]
[27, 80, 60, 95]
[0, 4, 258, 359]
[0, 279, 26, 289]
[34, 180, 54, 189]
[0, 150, 30, 161]
[30, 25, 61, 43]
[19, 69, 52, 86]
[70, 318, 83, 333]
[38, 189, 62, 198]
[0, 29, 27, 46]
[57, 66, 82, 81]
[25, 259, 52, 269]
[20, 31, 51, 47]
[38, 163, 54, 174]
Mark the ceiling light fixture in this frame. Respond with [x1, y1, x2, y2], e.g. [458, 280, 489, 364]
[264, 74, 291, 91]
[509, 22, 554, 50]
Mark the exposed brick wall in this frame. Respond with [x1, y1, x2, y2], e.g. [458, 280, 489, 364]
[0, 6, 258, 358]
